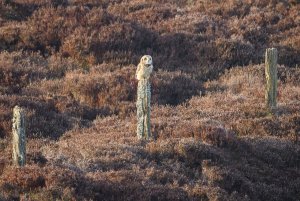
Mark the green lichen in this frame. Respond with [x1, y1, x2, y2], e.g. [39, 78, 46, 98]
[12, 106, 26, 166]
[136, 79, 151, 140]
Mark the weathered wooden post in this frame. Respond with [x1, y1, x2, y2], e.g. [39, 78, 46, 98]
[136, 55, 153, 140]
[0, 158, 5, 175]
[265, 48, 278, 110]
[12, 106, 26, 166]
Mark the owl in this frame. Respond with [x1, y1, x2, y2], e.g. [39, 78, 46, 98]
[136, 55, 153, 81]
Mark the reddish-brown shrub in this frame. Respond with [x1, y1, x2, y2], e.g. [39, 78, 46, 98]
[200, 125, 237, 147]
[0, 165, 46, 191]
[0, 1, 299, 200]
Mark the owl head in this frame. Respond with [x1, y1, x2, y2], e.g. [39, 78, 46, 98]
[140, 55, 153, 67]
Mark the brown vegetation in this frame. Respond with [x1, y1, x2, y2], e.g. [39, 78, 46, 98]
[0, 0, 299, 200]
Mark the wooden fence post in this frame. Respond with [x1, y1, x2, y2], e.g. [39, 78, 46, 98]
[12, 106, 26, 166]
[265, 48, 278, 110]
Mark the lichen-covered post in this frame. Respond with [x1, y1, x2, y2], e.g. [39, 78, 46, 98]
[136, 55, 153, 139]
[265, 48, 278, 110]
[12, 106, 26, 166]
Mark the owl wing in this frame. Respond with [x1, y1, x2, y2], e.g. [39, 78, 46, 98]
[136, 63, 142, 80]
[149, 65, 153, 74]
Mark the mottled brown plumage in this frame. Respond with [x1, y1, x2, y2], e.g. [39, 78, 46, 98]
[136, 55, 153, 80]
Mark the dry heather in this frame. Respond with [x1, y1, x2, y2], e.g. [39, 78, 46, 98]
[0, 0, 299, 200]
[1, 65, 299, 200]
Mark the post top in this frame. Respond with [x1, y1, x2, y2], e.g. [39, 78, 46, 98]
[13, 105, 20, 109]
[13, 105, 24, 112]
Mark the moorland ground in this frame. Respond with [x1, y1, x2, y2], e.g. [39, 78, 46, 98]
[0, 0, 299, 200]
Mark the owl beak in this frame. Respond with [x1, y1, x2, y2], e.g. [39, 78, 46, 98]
[145, 60, 152, 65]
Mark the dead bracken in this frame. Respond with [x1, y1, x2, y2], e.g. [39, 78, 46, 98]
[0, 0, 299, 200]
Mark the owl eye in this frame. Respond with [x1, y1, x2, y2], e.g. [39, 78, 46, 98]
[143, 57, 147, 61]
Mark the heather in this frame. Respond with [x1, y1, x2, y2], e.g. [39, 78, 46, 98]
[0, 0, 299, 200]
